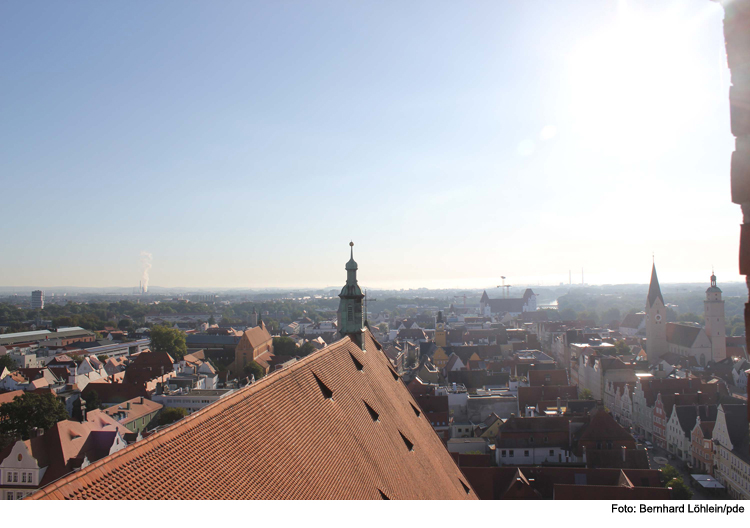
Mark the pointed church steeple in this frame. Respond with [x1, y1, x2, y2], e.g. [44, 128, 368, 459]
[338, 242, 365, 348]
[647, 264, 664, 308]
[645, 262, 667, 363]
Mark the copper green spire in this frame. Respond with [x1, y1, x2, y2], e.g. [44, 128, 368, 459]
[338, 242, 364, 347]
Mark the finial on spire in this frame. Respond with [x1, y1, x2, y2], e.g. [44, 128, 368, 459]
[652, 252, 654, 264]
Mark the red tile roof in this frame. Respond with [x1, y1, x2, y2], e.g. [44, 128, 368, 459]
[528, 369, 569, 386]
[30, 331, 476, 500]
[0, 390, 24, 406]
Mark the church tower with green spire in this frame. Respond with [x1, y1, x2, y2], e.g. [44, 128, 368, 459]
[338, 242, 365, 347]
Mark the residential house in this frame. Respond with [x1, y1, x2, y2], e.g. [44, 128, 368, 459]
[0, 411, 130, 500]
[712, 404, 750, 499]
[665, 405, 717, 462]
[691, 418, 716, 474]
[103, 397, 163, 433]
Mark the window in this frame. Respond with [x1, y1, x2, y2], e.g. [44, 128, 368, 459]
[15, 492, 22, 500]
[12, 472, 17, 483]
[6, 473, 10, 483]
[7, 492, 13, 500]
[509, 450, 514, 457]
[21, 473, 26, 483]
[501, 450, 506, 458]
[549, 450, 554, 456]
[524, 450, 530, 457]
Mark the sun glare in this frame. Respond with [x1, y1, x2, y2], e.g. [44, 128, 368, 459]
[567, 3, 720, 158]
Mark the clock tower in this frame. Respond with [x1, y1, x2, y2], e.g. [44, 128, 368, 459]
[645, 263, 667, 363]
[704, 272, 727, 362]
[337, 242, 365, 349]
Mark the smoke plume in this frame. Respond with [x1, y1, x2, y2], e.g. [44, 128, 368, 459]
[140, 251, 153, 293]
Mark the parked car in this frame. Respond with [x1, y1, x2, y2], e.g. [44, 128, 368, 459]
[645, 441, 653, 449]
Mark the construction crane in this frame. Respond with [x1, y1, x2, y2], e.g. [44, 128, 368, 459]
[497, 276, 511, 298]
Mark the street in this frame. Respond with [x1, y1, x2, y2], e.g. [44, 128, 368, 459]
[644, 444, 726, 500]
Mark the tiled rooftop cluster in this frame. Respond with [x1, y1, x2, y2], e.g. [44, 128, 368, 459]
[30, 330, 476, 500]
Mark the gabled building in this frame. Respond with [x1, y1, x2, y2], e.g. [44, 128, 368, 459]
[0, 411, 130, 500]
[233, 323, 274, 376]
[102, 397, 163, 433]
[665, 404, 717, 462]
[712, 404, 750, 500]
[480, 289, 537, 317]
[690, 417, 716, 475]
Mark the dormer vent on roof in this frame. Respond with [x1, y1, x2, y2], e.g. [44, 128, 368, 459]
[409, 402, 421, 417]
[378, 489, 390, 500]
[399, 431, 414, 452]
[312, 373, 333, 400]
[459, 479, 471, 494]
[349, 352, 364, 371]
[364, 401, 379, 422]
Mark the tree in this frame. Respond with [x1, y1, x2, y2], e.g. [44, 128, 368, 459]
[559, 308, 577, 321]
[97, 355, 110, 364]
[579, 388, 594, 400]
[378, 323, 388, 334]
[0, 392, 69, 442]
[601, 307, 621, 325]
[661, 464, 680, 482]
[613, 340, 630, 355]
[84, 390, 102, 411]
[273, 336, 298, 356]
[299, 342, 316, 357]
[0, 354, 16, 372]
[208, 315, 216, 325]
[150, 325, 187, 361]
[244, 361, 265, 381]
[158, 407, 187, 426]
[666, 477, 693, 499]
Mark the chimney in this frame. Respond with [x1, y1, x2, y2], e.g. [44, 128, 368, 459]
[126, 402, 131, 410]
[557, 397, 561, 415]
[140, 397, 144, 405]
[621, 446, 626, 462]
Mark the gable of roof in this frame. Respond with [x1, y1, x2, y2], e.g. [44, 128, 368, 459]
[674, 405, 718, 436]
[30, 331, 476, 500]
[242, 324, 273, 349]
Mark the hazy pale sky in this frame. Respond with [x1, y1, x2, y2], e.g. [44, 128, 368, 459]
[0, 0, 739, 290]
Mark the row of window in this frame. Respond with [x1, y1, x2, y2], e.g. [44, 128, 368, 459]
[501, 449, 556, 458]
[4, 472, 33, 484]
[5, 491, 33, 500]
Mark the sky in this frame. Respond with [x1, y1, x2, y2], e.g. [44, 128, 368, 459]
[0, 0, 739, 290]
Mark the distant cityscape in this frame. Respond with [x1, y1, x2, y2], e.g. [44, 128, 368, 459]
[0, 249, 747, 500]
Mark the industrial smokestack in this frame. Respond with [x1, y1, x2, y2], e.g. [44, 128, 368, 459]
[140, 251, 152, 293]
